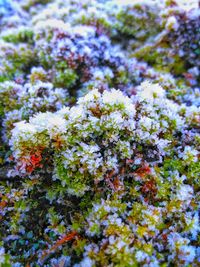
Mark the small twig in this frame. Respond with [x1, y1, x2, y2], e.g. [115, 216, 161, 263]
[40, 231, 78, 262]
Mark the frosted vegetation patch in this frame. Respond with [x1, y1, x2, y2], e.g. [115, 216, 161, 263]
[8, 85, 200, 266]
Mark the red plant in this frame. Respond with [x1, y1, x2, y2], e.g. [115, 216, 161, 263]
[0, 200, 7, 209]
[30, 153, 42, 166]
[17, 150, 43, 174]
[134, 165, 151, 178]
[162, 233, 168, 241]
[142, 179, 157, 195]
